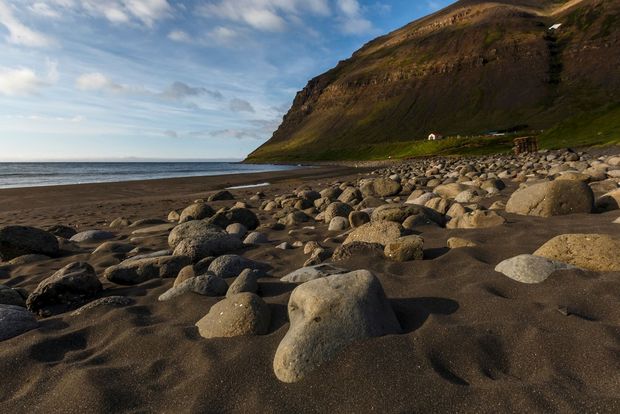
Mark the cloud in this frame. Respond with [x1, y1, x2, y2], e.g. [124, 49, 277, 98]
[75, 72, 126, 92]
[208, 128, 263, 140]
[28, 2, 62, 18]
[160, 81, 223, 100]
[164, 130, 178, 138]
[198, 0, 330, 32]
[229, 98, 255, 113]
[337, 0, 373, 35]
[0, 60, 58, 96]
[0, 0, 55, 46]
[168, 29, 191, 42]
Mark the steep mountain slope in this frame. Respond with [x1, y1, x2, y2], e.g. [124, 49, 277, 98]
[247, 0, 620, 161]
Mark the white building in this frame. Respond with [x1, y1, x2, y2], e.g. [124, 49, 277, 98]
[428, 133, 443, 141]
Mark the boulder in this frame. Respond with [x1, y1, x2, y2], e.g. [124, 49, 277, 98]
[506, 180, 594, 217]
[243, 231, 269, 245]
[371, 204, 443, 226]
[208, 254, 268, 278]
[8, 254, 50, 265]
[172, 232, 244, 263]
[158, 274, 228, 301]
[0, 304, 38, 341]
[92, 242, 134, 255]
[595, 189, 620, 212]
[273, 270, 401, 383]
[281, 263, 347, 284]
[434, 183, 471, 199]
[208, 190, 234, 201]
[328, 216, 349, 231]
[168, 221, 223, 248]
[446, 210, 506, 229]
[332, 242, 384, 262]
[534, 234, 620, 272]
[337, 187, 362, 204]
[226, 268, 261, 297]
[0, 284, 27, 307]
[46, 224, 77, 239]
[104, 255, 191, 285]
[324, 202, 353, 224]
[0, 226, 59, 261]
[226, 223, 248, 239]
[343, 220, 406, 246]
[71, 296, 134, 316]
[70, 230, 115, 243]
[384, 235, 424, 262]
[195, 293, 270, 338]
[349, 211, 370, 228]
[206, 208, 259, 230]
[179, 203, 215, 223]
[495, 254, 576, 284]
[27, 262, 103, 313]
[447, 237, 478, 248]
[361, 178, 402, 197]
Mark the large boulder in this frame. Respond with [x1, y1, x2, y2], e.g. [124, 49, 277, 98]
[384, 235, 424, 262]
[446, 210, 506, 229]
[495, 254, 576, 284]
[0, 226, 59, 261]
[324, 202, 353, 224]
[104, 255, 191, 285]
[27, 262, 103, 313]
[171, 227, 244, 263]
[0, 284, 27, 307]
[206, 208, 259, 230]
[273, 270, 401, 383]
[434, 183, 471, 199]
[595, 189, 620, 212]
[332, 242, 384, 262]
[0, 304, 38, 341]
[506, 180, 594, 217]
[179, 203, 215, 223]
[195, 293, 270, 338]
[168, 221, 223, 248]
[280, 263, 348, 284]
[343, 220, 406, 246]
[534, 234, 620, 272]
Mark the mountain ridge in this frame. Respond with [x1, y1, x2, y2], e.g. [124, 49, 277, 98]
[247, 0, 620, 161]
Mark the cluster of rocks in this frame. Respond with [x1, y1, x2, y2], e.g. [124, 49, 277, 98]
[1, 149, 619, 382]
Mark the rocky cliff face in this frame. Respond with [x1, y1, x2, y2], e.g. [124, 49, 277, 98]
[247, 0, 620, 161]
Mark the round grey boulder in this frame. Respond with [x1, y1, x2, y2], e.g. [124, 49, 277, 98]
[195, 292, 270, 338]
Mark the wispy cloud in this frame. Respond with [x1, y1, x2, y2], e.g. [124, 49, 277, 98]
[0, 60, 58, 96]
[0, 0, 56, 47]
[229, 98, 255, 113]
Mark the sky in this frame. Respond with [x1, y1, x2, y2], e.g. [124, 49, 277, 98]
[0, 0, 454, 161]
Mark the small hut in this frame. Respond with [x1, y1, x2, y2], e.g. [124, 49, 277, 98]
[428, 133, 443, 141]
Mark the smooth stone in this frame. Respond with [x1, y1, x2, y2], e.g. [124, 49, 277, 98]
[384, 235, 424, 261]
[195, 293, 270, 338]
[328, 216, 349, 231]
[534, 234, 620, 272]
[71, 296, 134, 316]
[243, 231, 269, 245]
[226, 223, 248, 239]
[343, 220, 406, 246]
[208, 255, 268, 278]
[226, 268, 261, 297]
[446, 210, 506, 229]
[0, 225, 59, 261]
[104, 255, 191, 285]
[506, 180, 594, 217]
[0, 284, 27, 307]
[8, 254, 50, 265]
[179, 203, 215, 224]
[495, 254, 576, 284]
[447, 237, 478, 248]
[130, 223, 175, 235]
[158, 274, 228, 301]
[0, 304, 38, 341]
[70, 230, 115, 243]
[273, 270, 401, 383]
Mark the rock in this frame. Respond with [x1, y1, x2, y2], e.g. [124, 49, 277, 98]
[337, 187, 362, 204]
[8, 254, 50, 265]
[206, 208, 259, 230]
[71, 296, 134, 316]
[304, 241, 322, 255]
[495, 254, 576, 284]
[534, 234, 620, 272]
[303, 248, 331, 267]
[172, 231, 244, 263]
[446, 210, 506, 229]
[324, 202, 353, 224]
[70, 230, 115, 243]
[348, 211, 370, 228]
[208, 190, 234, 201]
[173, 265, 196, 287]
[208, 254, 268, 278]
[127, 249, 172, 260]
[46, 224, 77, 239]
[276, 242, 291, 250]
[226, 223, 248, 239]
[195, 293, 270, 339]
[0, 284, 27, 307]
[129, 218, 169, 228]
[434, 183, 471, 199]
[168, 221, 225, 248]
[358, 196, 386, 209]
[371, 204, 443, 227]
[282, 211, 312, 226]
[406, 192, 436, 206]
[179, 203, 215, 223]
[273, 270, 401, 383]
[0, 226, 59, 261]
[321, 187, 342, 200]
[489, 201, 506, 210]
[506, 180, 594, 217]
[454, 189, 485, 203]
[104, 255, 191, 285]
[92, 241, 134, 255]
[343, 220, 406, 246]
[0, 305, 38, 341]
[384, 235, 424, 262]
[168, 210, 180, 222]
[109, 217, 131, 228]
[131, 223, 175, 235]
[332, 242, 384, 262]
[446, 203, 467, 219]
[447, 237, 478, 248]
[595, 189, 620, 212]
[281, 263, 347, 283]
[226, 268, 261, 297]
[361, 178, 402, 197]
[328, 216, 349, 231]
[158, 274, 228, 301]
[243, 231, 269, 245]
[27, 262, 103, 313]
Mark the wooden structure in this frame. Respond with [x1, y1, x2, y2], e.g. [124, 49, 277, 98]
[513, 136, 538, 155]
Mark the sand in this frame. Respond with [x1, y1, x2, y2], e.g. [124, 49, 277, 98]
[0, 165, 619, 413]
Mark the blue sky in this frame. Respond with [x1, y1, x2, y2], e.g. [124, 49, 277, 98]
[0, 0, 454, 161]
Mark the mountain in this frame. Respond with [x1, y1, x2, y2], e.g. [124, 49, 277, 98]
[246, 0, 620, 162]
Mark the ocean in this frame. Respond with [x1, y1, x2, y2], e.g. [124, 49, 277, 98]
[0, 162, 298, 189]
